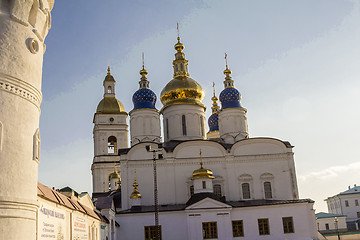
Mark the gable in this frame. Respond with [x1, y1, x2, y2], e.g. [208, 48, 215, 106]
[186, 197, 232, 210]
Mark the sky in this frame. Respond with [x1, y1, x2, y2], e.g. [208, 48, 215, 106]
[39, 0, 360, 213]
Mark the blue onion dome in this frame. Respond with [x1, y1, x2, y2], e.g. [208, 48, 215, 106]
[160, 37, 205, 110]
[132, 66, 157, 110]
[208, 84, 220, 132]
[219, 65, 243, 109]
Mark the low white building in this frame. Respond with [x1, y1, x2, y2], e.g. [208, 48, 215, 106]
[37, 183, 103, 240]
[315, 212, 347, 232]
[92, 36, 318, 239]
[325, 185, 360, 230]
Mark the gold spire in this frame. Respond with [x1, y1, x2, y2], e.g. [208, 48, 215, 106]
[223, 53, 234, 88]
[139, 53, 149, 89]
[192, 149, 214, 179]
[159, 23, 205, 110]
[211, 82, 220, 114]
[107, 66, 111, 75]
[130, 170, 142, 199]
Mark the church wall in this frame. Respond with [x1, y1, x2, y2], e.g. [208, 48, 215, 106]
[116, 211, 187, 240]
[120, 140, 298, 209]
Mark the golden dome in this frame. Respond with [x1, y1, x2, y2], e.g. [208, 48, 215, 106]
[109, 171, 120, 180]
[192, 166, 214, 179]
[96, 97, 125, 114]
[160, 76, 204, 109]
[130, 170, 142, 199]
[160, 35, 205, 110]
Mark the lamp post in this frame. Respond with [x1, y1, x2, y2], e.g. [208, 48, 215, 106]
[334, 217, 340, 240]
[146, 145, 162, 240]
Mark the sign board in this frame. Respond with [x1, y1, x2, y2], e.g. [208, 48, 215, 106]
[38, 202, 67, 240]
[72, 213, 88, 240]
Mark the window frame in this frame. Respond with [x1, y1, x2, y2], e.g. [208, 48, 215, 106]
[232, 220, 244, 237]
[182, 115, 187, 136]
[345, 200, 349, 207]
[282, 217, 294, 234]
[241, 183, 251, 199]
[264, 181, 273, 199]
[202, 222, 218, 239]
[144, 225, 162, 240]
[258, 218, 270, 235]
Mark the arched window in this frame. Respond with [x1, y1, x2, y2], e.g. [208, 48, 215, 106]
[107, 86, 112, 93]
[182, 115, 187, 136]
[214, 184, 222, 198]
[202, 181, 206, 189]
[180, 63, 184, 71]
[107, 136, 117, 153]
[242, 183, 251, 199]
[200, 116, 204, 137]
[165, 118, 169, 140]
[264, 182, 272, 199]
[190, 185, 194, 196]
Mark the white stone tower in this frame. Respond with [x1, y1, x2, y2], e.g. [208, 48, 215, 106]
[218, 57, 249, 144]
[0, 0, 54, 239]
[92, 67, 128, 194]
[129, 62, 161, 146]
[160, 36, 206, 141]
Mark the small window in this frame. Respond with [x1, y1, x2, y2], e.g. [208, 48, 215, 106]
[107, 86, 112, 93]
[325, 223, 329, 230]
[282, 217, 294, 233]
[144, 225, 162, 240]
[190, 185, 194, 196]
[202, 222, 217, 239]
[345, 200, 349, 207]
[355, 199, 359, 206]
[180, 63, 184, 71]
[165, 118, 169, 140]
[232, 220, 244, 237]
[107, 136, 117, 153]
[242, 183, 251, 199]
[264, 182, 272, 199]
[202, 181, 206, 189]
[182, 115, 187, 136]
[258, 218, 270, 235]
[200, 116, 204, 137]
[213, 184, 222, 198]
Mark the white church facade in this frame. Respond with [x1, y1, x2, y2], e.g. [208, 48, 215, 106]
[91, 36, 318, 239]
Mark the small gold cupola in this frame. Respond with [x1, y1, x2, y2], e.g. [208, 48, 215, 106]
[96, 66, 125, 114]
[160, 24, 205, 111]
[130, 170, 142, 199]
[192, 149, 214, 179]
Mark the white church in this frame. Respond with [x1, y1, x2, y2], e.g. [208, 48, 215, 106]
[91, 36, 318, 240]
[0, 0, 319, 239]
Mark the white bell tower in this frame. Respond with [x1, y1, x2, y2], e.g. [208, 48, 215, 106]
[0, 1, 54, 239]
[92, 67, 128, 194]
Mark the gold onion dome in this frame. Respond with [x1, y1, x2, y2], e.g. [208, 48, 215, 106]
[130, 171, 142, 199]
[96, 67, 125, 114]
[192, 163, 214, 179]
[192, 150, 214, 179]
[160, 36, 204, 110]
[109, 171, 120, 180]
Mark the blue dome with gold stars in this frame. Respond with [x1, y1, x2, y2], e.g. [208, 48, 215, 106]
[132, 66, 157, 110]
[219, 67, 243, 109]
[219, 87, 242, 109]
[132, 88, 156, 110]
[208, 113, 219, 132]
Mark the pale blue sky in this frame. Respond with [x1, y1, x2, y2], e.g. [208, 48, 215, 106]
[39, 0, 360, 212]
